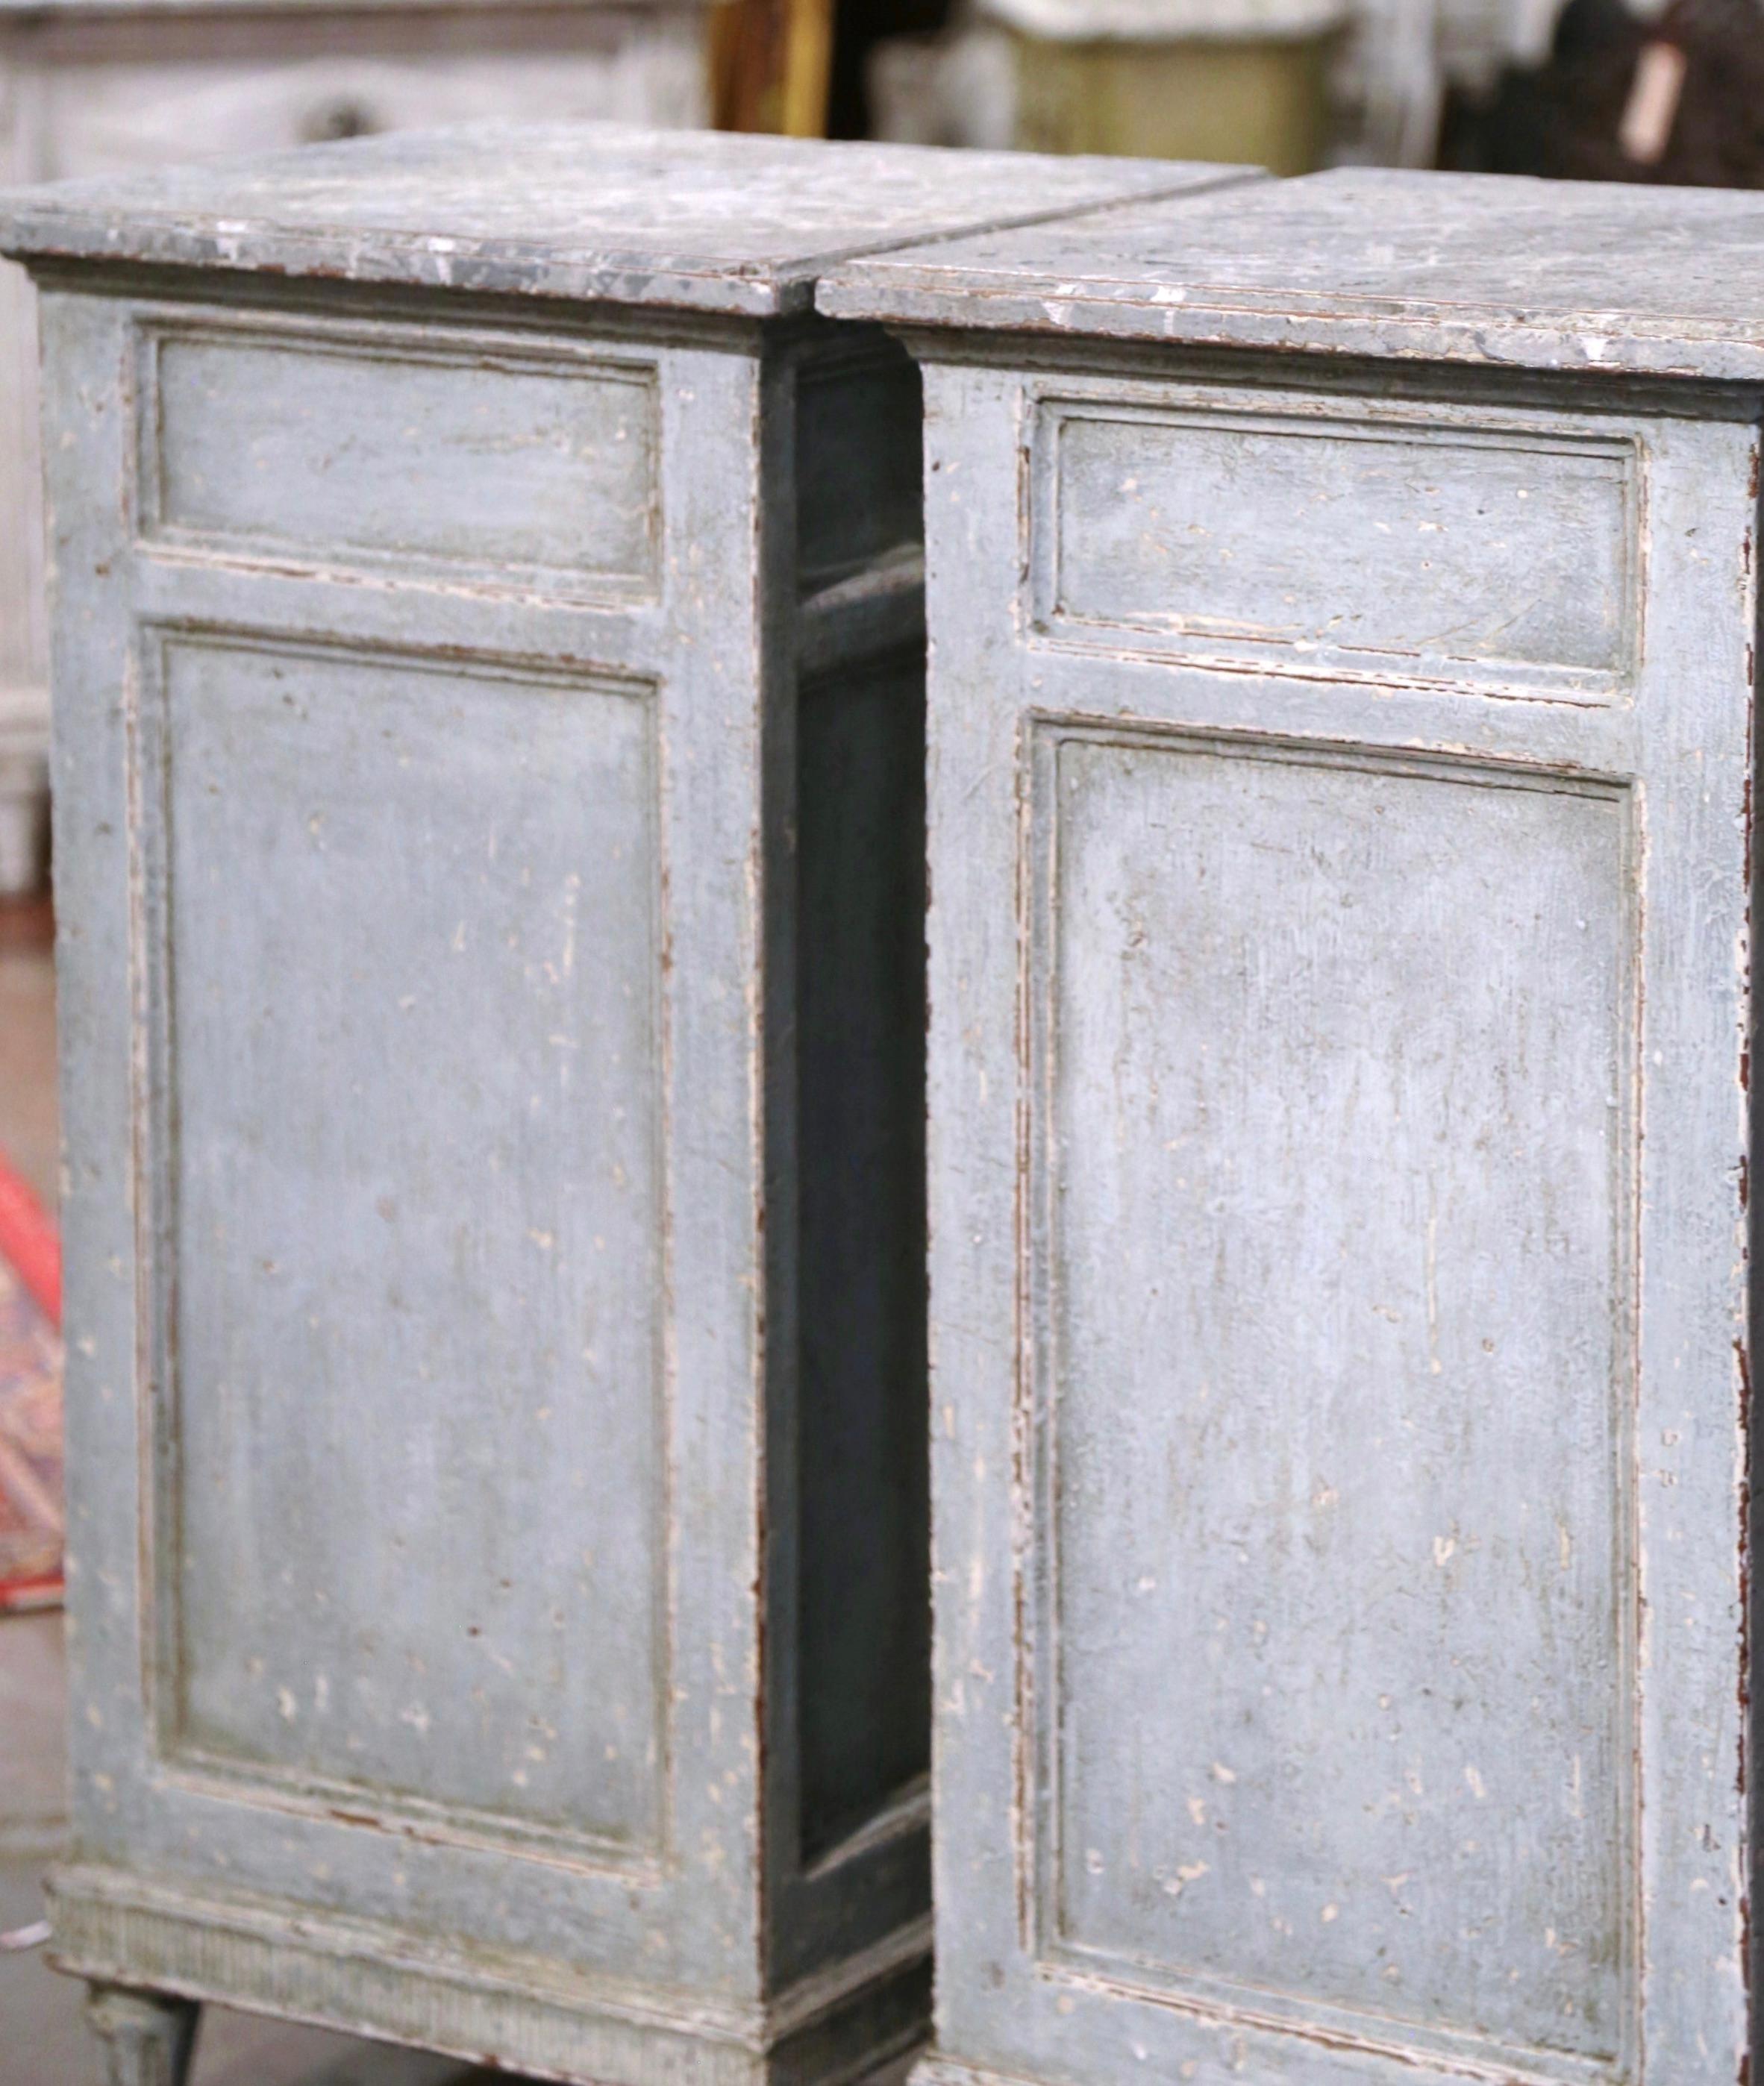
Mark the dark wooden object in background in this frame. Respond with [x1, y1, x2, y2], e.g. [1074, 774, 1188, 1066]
[1442, 0, 1764, 185]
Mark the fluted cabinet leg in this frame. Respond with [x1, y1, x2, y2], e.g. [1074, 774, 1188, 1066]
[84, 1985, 200, 2086]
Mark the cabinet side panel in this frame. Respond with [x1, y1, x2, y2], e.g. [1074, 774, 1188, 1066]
[922, 366, 1756, 2086]
[40, 293, 772, 2003]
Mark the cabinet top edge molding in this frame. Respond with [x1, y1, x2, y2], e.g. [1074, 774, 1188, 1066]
[0, 121, 1256, 318]
[818, 165, 1764, 383]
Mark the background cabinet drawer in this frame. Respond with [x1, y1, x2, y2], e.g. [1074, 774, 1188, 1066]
[36, 32, 707, 180]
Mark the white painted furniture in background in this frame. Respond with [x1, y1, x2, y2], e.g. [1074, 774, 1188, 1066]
[0, 0, 710, 895]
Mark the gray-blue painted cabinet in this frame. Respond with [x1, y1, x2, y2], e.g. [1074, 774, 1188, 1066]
[822, 169, 1764, 2086]
[0, 124, 1246, 2086]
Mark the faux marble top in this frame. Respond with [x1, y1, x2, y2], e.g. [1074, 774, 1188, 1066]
[819, 166, 1764, 381]
[0, 122, 1258, 317]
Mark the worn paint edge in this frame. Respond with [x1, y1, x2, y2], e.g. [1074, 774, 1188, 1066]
[0, 167, 1262, 322]
[46, 1863, 930, 2082]
[816, 278, 1764, 386]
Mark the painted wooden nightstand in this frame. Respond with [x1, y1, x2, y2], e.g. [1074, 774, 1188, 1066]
[0, 122, 1248, 2085]
[824, 166, 1764, 2086]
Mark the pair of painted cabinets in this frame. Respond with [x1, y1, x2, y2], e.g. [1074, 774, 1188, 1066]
[1, 125, 1760, 2086]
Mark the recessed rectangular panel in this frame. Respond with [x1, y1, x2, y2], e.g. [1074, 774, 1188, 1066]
[144, 327, 659, 594]
[1036, 404, 1635, 695]
[148, 635, 666, 1858]
[1033, 726, 1633, 2073]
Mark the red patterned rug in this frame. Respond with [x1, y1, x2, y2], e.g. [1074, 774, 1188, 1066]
[0, 1158, 62, 1610]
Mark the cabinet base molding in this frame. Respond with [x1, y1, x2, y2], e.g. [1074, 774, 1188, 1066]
[910, 2056, 1045, 2086]
[49, 1864, 931, 2086]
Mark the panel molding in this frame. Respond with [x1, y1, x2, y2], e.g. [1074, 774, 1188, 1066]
[1010, 712, 1643, 2086]
[133, 313, 663, 604]
[1024, 392, 1642, 708]
[125, 620, 677, 1881]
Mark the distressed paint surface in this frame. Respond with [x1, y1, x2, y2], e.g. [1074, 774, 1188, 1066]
[1037, 727, 1631, 2067]
[10, 125, 1264, 2085]
[153, 634, 666, 1852]
[0, 120, 1255, 317]
[145, 323, 661, 592]
[819, 166, 1764, 382]
[37, 286, 923, 2073]
[867, 193, 1761, 2086]
[1036, 400, 1635, 694]
[41, 292, 780, 2023]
